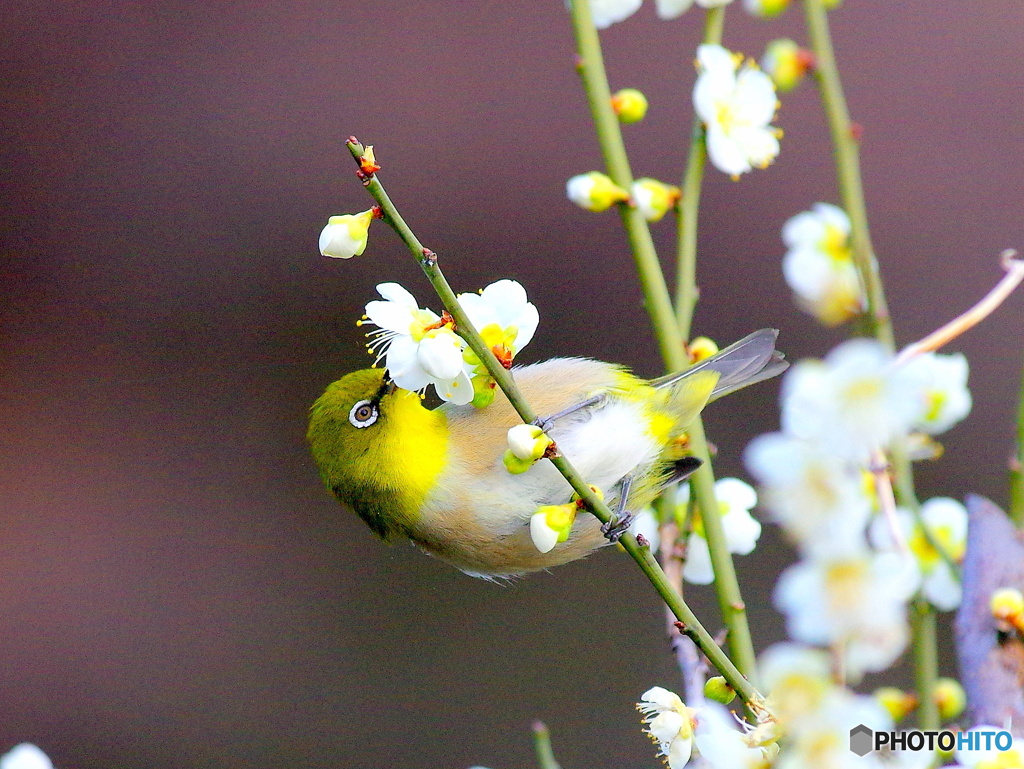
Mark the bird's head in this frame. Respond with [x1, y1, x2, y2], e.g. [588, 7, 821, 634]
[307, 367, 448, 538]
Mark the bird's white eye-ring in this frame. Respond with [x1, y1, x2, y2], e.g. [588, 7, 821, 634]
[349, 399, 379, 428]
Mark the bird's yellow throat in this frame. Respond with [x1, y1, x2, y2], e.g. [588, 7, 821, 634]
[377, 389, 449, 526]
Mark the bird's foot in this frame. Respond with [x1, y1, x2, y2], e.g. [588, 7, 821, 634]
[601, 511, 636, 542]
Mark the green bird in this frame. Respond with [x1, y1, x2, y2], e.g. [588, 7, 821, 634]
[308, 329, 785, 578]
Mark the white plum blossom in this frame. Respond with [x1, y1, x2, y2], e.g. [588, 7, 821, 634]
[759, 642, 835, 725]
[774, 548, 919, 678]
[694, 703, 778, 769]
[0, 745, 53, 769]
[903, 352, 972, 435]
[781, 203, 865, 326]
[637, 686, 696, 769]
[677, 477, 762, 584]
[775, 689, 895, 769]
[363, 283, 474, 404]
[588, 0, 643, 28]
[744, 431, 873, 556]
[780, 339, 931, 462]
[457, 279, 539, 367]
[693, 44, 781, 178]
[870, 497, 967, 611]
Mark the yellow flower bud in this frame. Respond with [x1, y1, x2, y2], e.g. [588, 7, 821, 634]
[873, 686, 917, 723]
[611, 88, 649, 124]
[566, 172, 630, 213]
[990, 587, 1024, 632]
[631, 178, 681, 223]
[933, 678, 966, 722]
[687, 337, 719, 362]
[318, 209, 374, 259]
[762, 39, 813, 93]
[744, 0, 790, 17]
[530, 503, 578, 553]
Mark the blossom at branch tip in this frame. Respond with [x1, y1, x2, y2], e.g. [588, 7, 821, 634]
[566, 171, 630, 212]
[318, 209, 374, 259]
[530, 503, 577, 553]
[362, 283, 474, 404]
[762, 39, 812, 92]
[676, 477, 761, 585]
[869, 497, 967, 611]
[637, 686, 696, 769]
[693, 44, 781, 178]
[631, 178, 681, 222]
[0, 744, 53, 769]
[782, 202, 864, 326]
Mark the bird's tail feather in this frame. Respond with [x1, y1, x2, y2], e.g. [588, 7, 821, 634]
[651, 328, 788, 402]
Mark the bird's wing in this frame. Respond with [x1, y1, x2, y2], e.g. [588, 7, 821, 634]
[649, 328, 788, 402]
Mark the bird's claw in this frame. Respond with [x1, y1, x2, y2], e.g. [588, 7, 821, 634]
[601, 511, 635, 542]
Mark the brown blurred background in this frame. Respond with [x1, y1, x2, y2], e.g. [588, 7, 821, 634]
[2, 1, 1023, 767]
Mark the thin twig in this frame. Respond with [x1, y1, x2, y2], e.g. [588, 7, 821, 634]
[344, 137, 765, 712]
[895, 251, 1024, 366]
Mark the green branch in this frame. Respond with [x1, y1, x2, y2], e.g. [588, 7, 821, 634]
[802, 0, 894, 353]
[568, 0, 686, 371]
[532, 722, 562, 769]
[569, 0, 757, 681]
[802, 0, 945, 716]
[345, 138, 765, 712]
[1010, 361, 1024, 527]
[675, 7, 724, 340]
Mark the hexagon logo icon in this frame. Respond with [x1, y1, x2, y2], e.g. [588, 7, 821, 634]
[850, 724, 874, 756]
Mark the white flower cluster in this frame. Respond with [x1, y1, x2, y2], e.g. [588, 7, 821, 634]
[361, 279, 538, 406]
[587, 0, 734, 30]
[745, 339, 972, 679]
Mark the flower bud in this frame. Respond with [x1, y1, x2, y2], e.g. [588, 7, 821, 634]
[319, 209, 374, 259]
[873, 686, 917, 722]
[611, 88, 649, 124]
[743, 0, 789, 17]
[530, 503, 577, 553]
[991, 587, 1024, 632]
[703, 676, 736, 704]
[762, 39, 812, 93]
[631, 178, 681, 222]
[933, 678, 966, 722]
[566, 172, 630, 213]
[687, 336, 720, 362]
[507, 424, 553, 461]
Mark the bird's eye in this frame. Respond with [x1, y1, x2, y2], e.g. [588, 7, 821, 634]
[348, 399, 379, 428]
